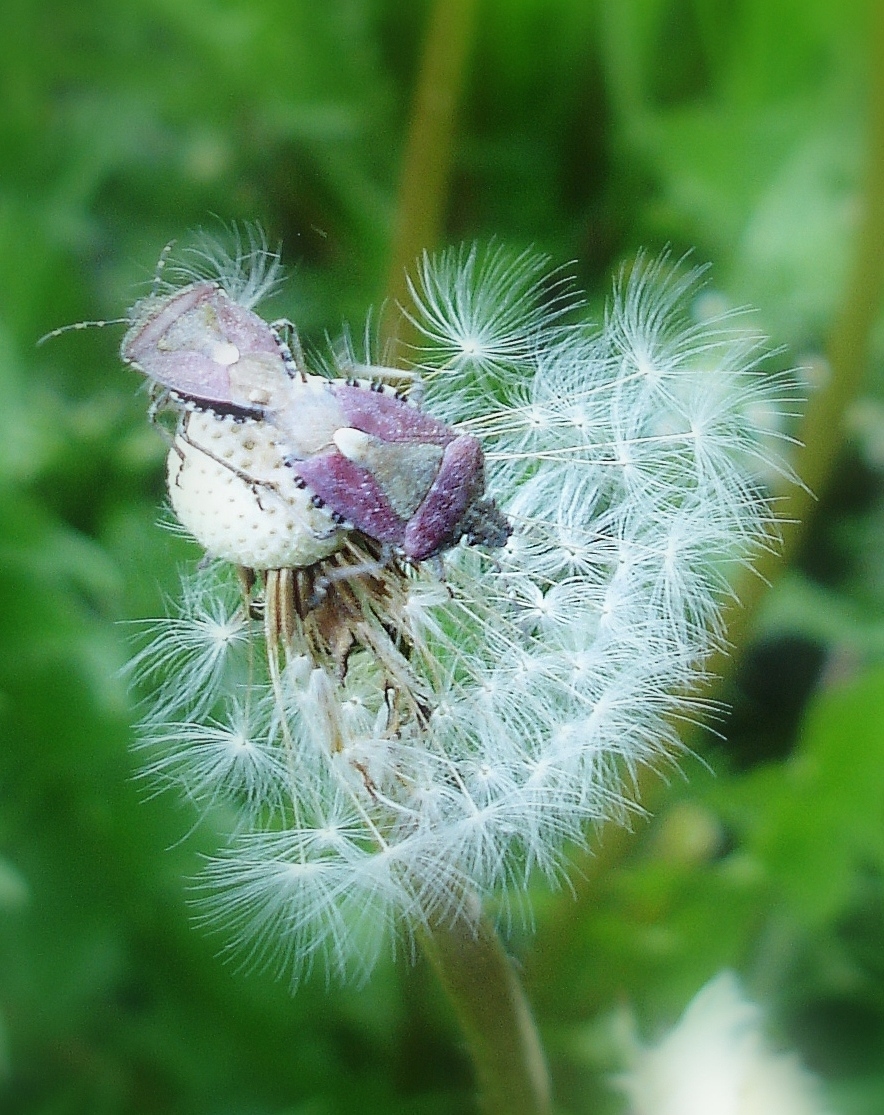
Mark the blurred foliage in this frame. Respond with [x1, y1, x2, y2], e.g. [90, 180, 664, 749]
[2, 0, 884, 1112]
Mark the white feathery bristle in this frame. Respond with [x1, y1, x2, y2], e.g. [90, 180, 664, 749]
[162, 222, 284, 308]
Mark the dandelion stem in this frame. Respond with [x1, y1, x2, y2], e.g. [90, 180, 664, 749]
[420, 904, 552, 1115]
[691, 9, 882, 623]
[711, 0, 884, 661]
[529, 2, 884, 986]
[381, 0, 480, 352]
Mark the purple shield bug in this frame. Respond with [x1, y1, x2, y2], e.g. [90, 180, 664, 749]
[120, 275, 511, 567]
[121, 280, 291, 415]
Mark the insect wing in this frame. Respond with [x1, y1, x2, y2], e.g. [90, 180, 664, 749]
[331, 383, 454, 445]
[294, 452, 407, 545]
[403, 435, 485, 560]
[121, 282, 288, 412]
[285, 383, 489, 560]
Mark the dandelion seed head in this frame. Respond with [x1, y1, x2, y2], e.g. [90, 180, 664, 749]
[124, 236, 797, 984]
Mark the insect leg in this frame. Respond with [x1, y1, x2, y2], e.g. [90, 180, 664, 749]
[307, 544, 394, 608]
[344, 363, 424, 403]
[269, 318, 309, 381]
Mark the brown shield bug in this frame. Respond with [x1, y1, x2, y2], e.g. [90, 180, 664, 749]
[120, 278, 511, 568]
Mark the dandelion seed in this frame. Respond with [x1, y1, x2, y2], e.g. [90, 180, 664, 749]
[405, 242, 582, 421]
[164, 222, 284, 309]
[136, 695, 291, 821]
[121, 232, 795, 984]
[125, 566, 250, 723]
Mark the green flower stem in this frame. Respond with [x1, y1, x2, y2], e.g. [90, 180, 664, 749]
[420, 902, 552, 1115]
[381, 0, 479, 353]
[530, 2, 884, 984]
[710, 0, 884, 664]
[385, 6, 551, 1106]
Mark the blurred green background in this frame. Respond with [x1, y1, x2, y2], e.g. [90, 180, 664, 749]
[3, 0, 884, 1111]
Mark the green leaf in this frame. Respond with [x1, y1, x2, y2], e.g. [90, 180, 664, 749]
[746, 667, 884, 923]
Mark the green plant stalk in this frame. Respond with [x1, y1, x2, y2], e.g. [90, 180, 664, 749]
[420, 900, 552, 1115]
[381, 0, 479, 353]
[530, 2, 884, 985]
[384, 7, 551, 1109]
[706, 0, 884, 670]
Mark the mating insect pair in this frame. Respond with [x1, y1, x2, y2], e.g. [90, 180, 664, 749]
[120, 276, 511, 581]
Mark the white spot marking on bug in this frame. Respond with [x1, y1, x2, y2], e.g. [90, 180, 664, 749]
[333, 426, 444, 518]
[211, 340, 241, 367]
[333, 426, 373, 463]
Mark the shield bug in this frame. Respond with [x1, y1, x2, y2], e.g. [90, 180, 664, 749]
[120, 276, 511, 569]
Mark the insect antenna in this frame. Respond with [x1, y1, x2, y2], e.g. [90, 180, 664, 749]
[37, 317, 129, 346]
[151, 239, 178, 296]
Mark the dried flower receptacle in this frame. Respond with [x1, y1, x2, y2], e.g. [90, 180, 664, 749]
[123, 231, 794, 982]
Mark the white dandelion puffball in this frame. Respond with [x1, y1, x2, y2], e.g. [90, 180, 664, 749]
[126, 232, 793, 982]
[617, 972, 835, 1115]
